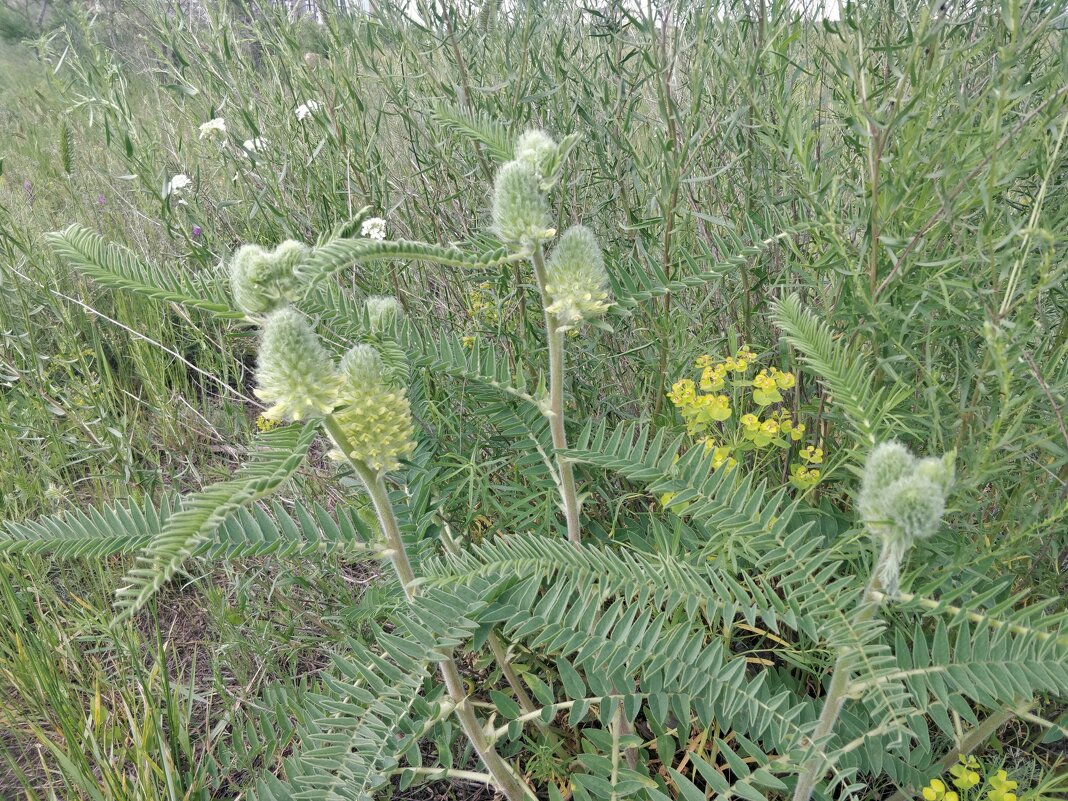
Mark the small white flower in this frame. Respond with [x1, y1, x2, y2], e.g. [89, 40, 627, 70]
[243, 137, 267, 153]
[168, 173, 192, 195]
[361, 217, 387, 241]
[295, 100, 321, 121]
[198, 117, 226, 140]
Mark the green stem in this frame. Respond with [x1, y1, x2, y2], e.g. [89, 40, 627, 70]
[441, 520, 543, 724]
[792, 573, 883, 801]
[322, 416, 535, 801]
[531, 243, 582, 544]
[395, 767, 497, 786]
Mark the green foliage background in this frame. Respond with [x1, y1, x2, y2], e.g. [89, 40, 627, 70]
[0, 1, 1066, 799]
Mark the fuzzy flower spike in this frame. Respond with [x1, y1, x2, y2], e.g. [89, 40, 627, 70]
[858, 441, 954, 594]
[492, 161, 552, 247]
[230, 240, 308, 317]
[329, 344, 415, 473]
[515, 129, 557, 180]
[254, 308, 339, 422]
[544, 225, 612, 329]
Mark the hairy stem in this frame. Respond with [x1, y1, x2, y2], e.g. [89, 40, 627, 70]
[441, 520, 542, 722]
[322, 416, 535, 801]
[531, 242, 582, 544]
[791, 574, 883, 801]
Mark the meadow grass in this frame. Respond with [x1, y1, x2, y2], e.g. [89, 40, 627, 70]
[0, 1, 1066, 798]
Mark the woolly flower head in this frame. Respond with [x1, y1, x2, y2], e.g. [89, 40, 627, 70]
[365, 295, 405, 331]
[230, 240, 308, 316]
[243, 137, 267, 153]
[254, 308, 339, 422]
[515, 129, 556, 179]
[885, 474, 945, 542]
[915, 454, 956, 494]
[858, 441, 915, 526]
[858, 441, 954, 592]
[198, 117, 226, 141]
[544, 225, 612, 328]
[492, 161, 551, 246]
[361, 217, 387, 241]
[329, 344, 415, 473]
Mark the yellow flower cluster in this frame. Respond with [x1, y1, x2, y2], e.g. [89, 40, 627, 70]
[987, 770, 1019, 801]
[667, 347, 826, 492]
[668, 378, 731, 433]
[921, 757, 1021, 801]
[752, 365, 796, 406]
[700, 437, 736, 469]
[790, 464, 821, 490]
[468, 281, 500, 326]
[950, 756, 982, 791]
[255, 413, 283, 433]
[922, 778, 959, 801]
[463, 281, 502, 348]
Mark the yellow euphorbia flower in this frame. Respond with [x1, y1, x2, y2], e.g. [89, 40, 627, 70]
[700, 362, 727, 391]
[987, 769, 1018, 801]
[701, 438, 736, 469]
[752, 369, 783, 406]
[801, 445, 824, 464]
[922, 778, 959, 801]
[668, 379, 697, 406]
[789, 464, 821, 490]
[950, 756, 981, 790]
[772, 367, 796, 390]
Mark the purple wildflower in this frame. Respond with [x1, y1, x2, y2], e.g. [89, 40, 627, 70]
[192, 225, 203, 239]
[97, 193, 106, 206]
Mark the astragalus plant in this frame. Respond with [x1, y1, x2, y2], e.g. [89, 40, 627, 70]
[4, 127, 1067, 801]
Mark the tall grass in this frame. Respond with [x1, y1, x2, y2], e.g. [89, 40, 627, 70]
[0, 0, 1066, 797]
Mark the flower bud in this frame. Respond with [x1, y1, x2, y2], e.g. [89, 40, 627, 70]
[230, 240, 307, 316]
[543, 225, 612, 328]
[858, 441, 953, 594]
[329, 344, 415, 473]
[254, 308, 339, 421]
[492, 161, 550, 246]
[914, 454, 955, 494]
[858, 441, 914, 525]
[515, 129, 557, 178]
[885, 475, 945, 542]
[365, 295, 405, 331]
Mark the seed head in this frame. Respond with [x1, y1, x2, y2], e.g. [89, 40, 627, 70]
[858, 440, 915, 526]
[254, 308, 339, 422]
[544, 225, 612, 328]
[915, 454, 955, 494]
[492, 161, 551, 246]
[858, 441, 954, 593]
